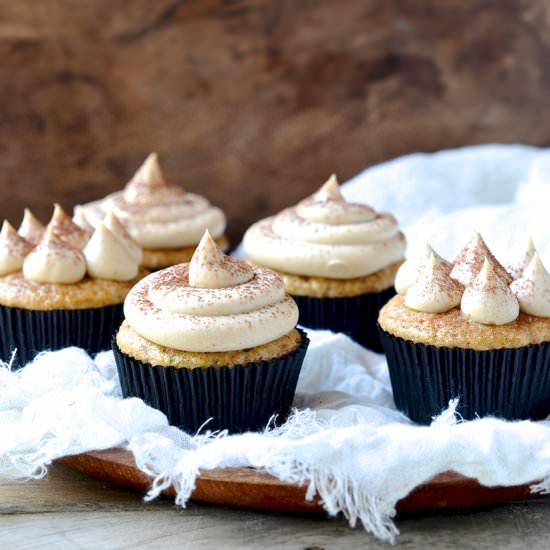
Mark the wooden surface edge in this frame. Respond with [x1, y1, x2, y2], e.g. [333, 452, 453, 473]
[57, 448, 541, 515]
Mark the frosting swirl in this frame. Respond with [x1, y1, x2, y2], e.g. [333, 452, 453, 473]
[243, 175, 405, 279]
[78, 153, 226, 249]
[461, 258, 519, 325]
[0, 221, 34, 276]
[451, 231, 512, 286]
[510, 252, 550, 317]
[404, 253, 463, 313]
[23, 227, 87, 284]
[124, 231, 298, 352]
[84, 217, 141, 282]
[395, 242, 452, 296]
[18, 209, 45, 244]
[49, 204, 91, 250]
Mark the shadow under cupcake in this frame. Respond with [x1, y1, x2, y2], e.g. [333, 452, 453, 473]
[378, 233, 550, 424]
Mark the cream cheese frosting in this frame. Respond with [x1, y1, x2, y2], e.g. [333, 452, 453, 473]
[395, 242, 452, 296]
[0, 221, 34, 276]
[461, 258, 519, 325]
[83, 220, 141, 282]
[510, 252, 550, 317]
[450, 231, 512, 286]
[18, 209, 45, 244]
[124, 231, 299, 352]
[243, 175, 406, 279]
[73, 205, 94, 232]
[77, 153, 226, 249]
[49, 204, 91, 250]
[404, 253, 463, 313]
[508, 237, 536, 280]
[23, 226, 87, 284]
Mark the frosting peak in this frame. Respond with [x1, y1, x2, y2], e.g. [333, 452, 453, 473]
[395, 241, 452, 295]
[103, 211, 143, 264]
[18, 208, 45, 244]
[313, 174, 345, 202]
[461, 258, 519, 325]
[508, 236, 536, 280]
[84, 221, 140, 281]
[404, 253, 463, 313]
[451, 232, 513, 286]
[510, 252, 550, 317]
[73, 205, 94, 232]
[188, 231, 253, 288]
[0, 220, 34, 276]
[49, 204, 91, 250]
[123, 153, 186, 206]
[23, 227, 86, 284]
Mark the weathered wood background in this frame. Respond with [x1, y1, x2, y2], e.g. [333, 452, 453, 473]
[1, 0, 550, 242]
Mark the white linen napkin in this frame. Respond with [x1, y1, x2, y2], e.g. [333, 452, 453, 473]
[2, 144, 550, 543]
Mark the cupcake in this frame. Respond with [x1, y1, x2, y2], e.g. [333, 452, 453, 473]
[76, 153, 228, 269]
[112, 231, 309, 433]
[242, 175, 406, 351]
[0, 206, 146, 367]
[378, 232, 550, 423]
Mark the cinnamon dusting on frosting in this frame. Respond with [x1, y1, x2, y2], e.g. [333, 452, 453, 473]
[18, 209, 45, 244]
[450, 231, 512, 286]
[243, 175, 405, 279]
[49, 204, 91, 250]
[0, 221, 34, 276]
[76, 153, 226, 250]
[23, 226, 87, 284]
[510, 252, 550, 317]
[461, 258, 519, 325]
[405, 253, 463, 313]
[188, 230, 252, 288]
[124, 234, 298, 352]
[395, 241, 452, 296]
[123, 153, 186, 205]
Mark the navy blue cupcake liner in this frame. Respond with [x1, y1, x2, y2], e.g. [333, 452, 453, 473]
[379, 327, 550, 424]
[0, 303, 124, 369]
[292, 286, 395, 352]
[112, 329, 310, 434]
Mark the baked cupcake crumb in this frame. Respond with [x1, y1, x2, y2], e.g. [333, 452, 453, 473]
[116, 320, 303, 368]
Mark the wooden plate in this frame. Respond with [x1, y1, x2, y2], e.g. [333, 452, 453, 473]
[58, 448, 542, 514]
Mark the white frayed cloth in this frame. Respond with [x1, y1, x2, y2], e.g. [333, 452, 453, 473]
[3, 144, 550, 543]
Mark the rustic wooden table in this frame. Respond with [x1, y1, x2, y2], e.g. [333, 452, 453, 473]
[1, 464, 550, 549]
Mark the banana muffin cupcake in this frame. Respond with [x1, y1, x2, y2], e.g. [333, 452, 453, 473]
[76, 153, 229, 269]
[0, 206, 146, 367]
[243, 175, 406, 351]
[379, 232, 550, 423]
[113, 231, 309, 433]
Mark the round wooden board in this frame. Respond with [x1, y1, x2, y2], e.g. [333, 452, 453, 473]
[57, 448, 541, 514]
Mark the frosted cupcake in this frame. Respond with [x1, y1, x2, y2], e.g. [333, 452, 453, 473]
[0, 206, 146, 367]
[113, 231, 309, 433]
[243, 175, 405, 351]
[76, 153, 228, 269]
[379, 233, 550, 423]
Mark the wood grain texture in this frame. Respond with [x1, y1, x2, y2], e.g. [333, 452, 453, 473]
[2, 464, 550, 549]
[57, 448, 541, 514]
[0, 1, 550, 242]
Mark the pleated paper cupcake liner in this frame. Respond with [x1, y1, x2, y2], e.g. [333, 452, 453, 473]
[112, 329, 310, 434]
[292, 286, 395, 352]
[379, 327, 550, 424]
[0, 303, 124, 369]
